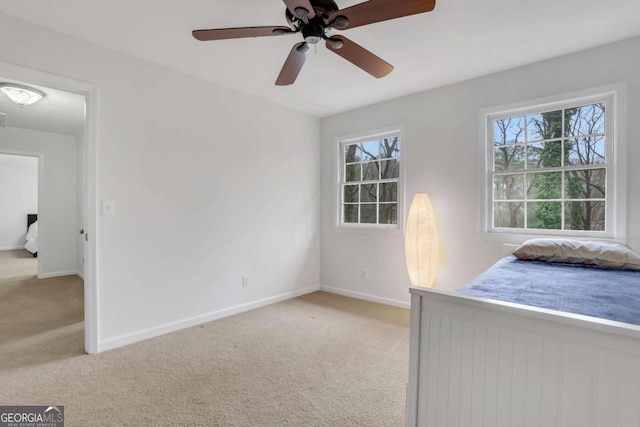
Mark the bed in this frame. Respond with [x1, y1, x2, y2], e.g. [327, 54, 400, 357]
[459, 257, 640, 325]
[25, 213, 38, 257]
[406, 239, 640, 427]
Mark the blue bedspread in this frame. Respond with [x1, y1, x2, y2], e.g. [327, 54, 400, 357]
[459, 257, 640, 325]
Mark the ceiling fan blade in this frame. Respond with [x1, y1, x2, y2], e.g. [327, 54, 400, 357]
[328, 0, 435, 30]
[282, 0, 316, 21]
[193, 26, 294, 41]
[276, 42, 309, 86]
[326, 36, 393, 78]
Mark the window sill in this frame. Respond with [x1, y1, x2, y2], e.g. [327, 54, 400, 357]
[479, 230, 621, 245]
[335, 223, 404, 235]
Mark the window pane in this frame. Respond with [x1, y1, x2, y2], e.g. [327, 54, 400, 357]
[362, 162, 379, 181]
[360, 184, 377, 202]
[526, 110, 563, 142]
[527, 172, 562, 199]
[380, 137, 400, 159]
[344, 204, 358, 223]
[565, 168, 606, 199]
[565, 137, 605, 166]
[379, 203, 398, 224]
[361, 141, 380, 161]
[494, 146, 525, 171]
[565, 103, 605, 137]
[345, 164, 361, 182]
[381, 159, 400, 179]
[494, 174, 524, 200]
[380, 182, 397, 202]
[340, 132, 401, 229]
[527, 140, 561, 169]
[489, 97, 611, 236]
[361, 204, 377, 223]
[527, 202, 561, 230]
[344, 144, 362, 163]
[344, 185, 359, 203]
[494, 202, 524, 228]
[494, 117, 525, 145]
[565, 201, 605, 231]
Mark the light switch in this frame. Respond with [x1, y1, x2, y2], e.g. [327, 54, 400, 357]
[102, 200, 115, 216]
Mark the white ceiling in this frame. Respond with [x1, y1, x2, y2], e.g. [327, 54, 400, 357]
[0, 78, 85, 136]
[0, 0, 639, 117]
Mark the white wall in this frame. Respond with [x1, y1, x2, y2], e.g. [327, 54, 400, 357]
[321, 36, 640, 302]
[0, 128, 78, 275]
[0, 153, 38, 250]
[0, 13, 320, 350]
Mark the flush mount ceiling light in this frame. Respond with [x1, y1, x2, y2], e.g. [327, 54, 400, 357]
[0, 83, 46, 107]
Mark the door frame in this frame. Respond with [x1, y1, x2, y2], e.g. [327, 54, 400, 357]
[0, 60, 99, 354]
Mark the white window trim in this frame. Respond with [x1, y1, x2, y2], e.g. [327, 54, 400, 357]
[477, 84, 628, 243]
[334, 126, 406, 232]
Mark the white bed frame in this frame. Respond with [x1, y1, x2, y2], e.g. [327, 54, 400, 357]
[406, 286, 640, 427]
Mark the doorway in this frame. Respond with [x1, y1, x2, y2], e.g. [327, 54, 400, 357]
[0, 62, 97, 354]
[0, 153, 39, 281]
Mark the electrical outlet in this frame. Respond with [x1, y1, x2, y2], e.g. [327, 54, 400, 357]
[242, 276, 249, 287]
[361, 268, 369, 279]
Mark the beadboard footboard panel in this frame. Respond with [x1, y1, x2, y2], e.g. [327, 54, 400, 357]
[407, 287, 640, 427]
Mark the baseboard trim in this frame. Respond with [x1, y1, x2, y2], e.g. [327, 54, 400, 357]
[76, 270, 85, 280]
[99, 285, 321, 353]
[0, 246, 26, 251]
[319, 285, 410, 309]
[38, 270, 78, 279]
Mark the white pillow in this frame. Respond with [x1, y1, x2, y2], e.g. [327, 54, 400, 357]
[512, 239, 640, 270]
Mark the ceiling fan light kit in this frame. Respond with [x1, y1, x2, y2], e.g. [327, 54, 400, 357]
[192, 0, 436, 86]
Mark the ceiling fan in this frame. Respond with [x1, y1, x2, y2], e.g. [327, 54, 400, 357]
[192, 0, 436, 86]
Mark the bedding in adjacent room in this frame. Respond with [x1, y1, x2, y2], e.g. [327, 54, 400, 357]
[25, 220, 38, 254]
[459, 256, 640, 325]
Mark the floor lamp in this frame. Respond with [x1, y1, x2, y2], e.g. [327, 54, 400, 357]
[405, 193, 438, 288]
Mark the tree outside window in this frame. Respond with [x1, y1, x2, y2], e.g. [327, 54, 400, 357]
[491, 100, 608, 233]
[340, 133, 401, 227]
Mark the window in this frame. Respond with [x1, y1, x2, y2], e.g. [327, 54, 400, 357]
[484, 90, 623, 237]
[339, 131, 402, 228]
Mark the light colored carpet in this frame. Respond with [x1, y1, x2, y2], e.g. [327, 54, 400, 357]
[0, 249, 37, 282]
[0, 249, 86, 387]
[0, 289, 410, 426]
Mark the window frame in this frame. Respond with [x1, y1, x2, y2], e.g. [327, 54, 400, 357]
[335, 127, 405, 231]
[478, 86, 627, 241]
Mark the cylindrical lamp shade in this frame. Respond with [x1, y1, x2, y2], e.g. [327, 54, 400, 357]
[405, 193, 439, 288]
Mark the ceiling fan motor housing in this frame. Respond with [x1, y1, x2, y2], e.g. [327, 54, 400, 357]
[286, 0, 339, 26]
[302, 21, 325, 44]
[295, 0, 344, 45]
